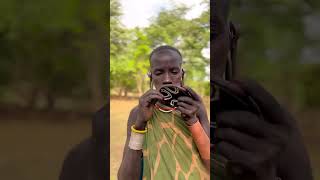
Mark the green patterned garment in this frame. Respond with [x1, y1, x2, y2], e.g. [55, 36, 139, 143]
[142, 103, 209, 180]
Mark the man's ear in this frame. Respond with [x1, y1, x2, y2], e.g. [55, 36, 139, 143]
[227, 21, 239, 80]
[148, 71, 153, 89]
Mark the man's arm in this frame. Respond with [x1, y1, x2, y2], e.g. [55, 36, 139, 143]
[184, 86, 210, 136]
[117, 107, 143, 180]
[177, 87, 210, 170]
[118, 90, 163, 180]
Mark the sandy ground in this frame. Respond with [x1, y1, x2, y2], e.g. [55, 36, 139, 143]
[0, 116, 91, 180]
[110, 99, 138, 180]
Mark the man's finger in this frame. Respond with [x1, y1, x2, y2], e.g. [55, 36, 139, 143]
[144, 94, 163, 105]
[216, 111, 270, 137]
[142, 91, 164, 102]
[146, 90, 164, 97]
[178, 96, 195, 105]
[176, 106, 192, 117]
[235, 79, 289, 125]
[185, 86, 200, 101]
[217, 141, 256, 173]
[215, 127, 267, 153]
[177, 102, 193, 110]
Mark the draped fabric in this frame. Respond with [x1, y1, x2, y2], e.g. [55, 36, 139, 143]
[142, 103, 209, 180]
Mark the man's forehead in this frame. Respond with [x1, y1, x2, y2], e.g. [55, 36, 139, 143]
[151, 49, 180, 58]
[150, 50, 182, 67]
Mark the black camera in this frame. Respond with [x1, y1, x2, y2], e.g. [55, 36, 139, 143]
[159, 85, 193, 108]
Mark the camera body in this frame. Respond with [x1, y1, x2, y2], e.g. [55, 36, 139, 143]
[159, 85, 193, 108]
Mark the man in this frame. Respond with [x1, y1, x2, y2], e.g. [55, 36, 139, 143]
[211, 0, 313, 179]
[118, 45, 210, 180]
[59, 104, 108, 180]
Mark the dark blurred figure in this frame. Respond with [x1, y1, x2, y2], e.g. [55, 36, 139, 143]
[59, 104, 109, 180]
[211, 0, 313, 179]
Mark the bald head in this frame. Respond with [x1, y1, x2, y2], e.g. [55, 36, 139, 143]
[149, 45, 182, 67]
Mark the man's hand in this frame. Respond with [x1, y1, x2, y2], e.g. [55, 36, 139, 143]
[177, 87, 208, 126]
[135, 90, 163, 130]
[214, 80, 292, 179]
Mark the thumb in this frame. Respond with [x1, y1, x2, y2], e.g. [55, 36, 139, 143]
[234, 79, 288, 125]
[184, 86, 200, 101]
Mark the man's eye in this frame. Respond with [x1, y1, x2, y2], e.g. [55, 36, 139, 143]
[154, 71, 162, 76]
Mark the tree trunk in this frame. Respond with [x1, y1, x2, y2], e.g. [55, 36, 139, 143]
[136, 74, 143, 96]
[83, 27, 105, 111]
[87, 58, 104, 110]
[136, 71, 146, 96]
[27, 87, 39, 109]
[124, 88, 128, 97]
[118, 88, 122, 97]
[46, 90, 55, 110]
[76, 7, 107, 110]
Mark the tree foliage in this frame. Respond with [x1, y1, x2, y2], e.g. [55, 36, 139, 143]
[110, 0, 210, 97]
[0, 0, 106, 110]
[231, 0, 320, 110]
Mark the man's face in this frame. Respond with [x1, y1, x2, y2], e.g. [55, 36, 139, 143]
[211, 0, 230, 80]
[150, 50, 183, 90]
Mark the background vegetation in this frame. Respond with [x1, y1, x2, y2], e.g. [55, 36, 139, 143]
[0, 0, 107, 111]
[110, 0, 210, 97]
[0, 0, 106, 179]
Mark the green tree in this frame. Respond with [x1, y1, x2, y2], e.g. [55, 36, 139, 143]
[0, 0, 106, 110]
[110, 0, 210, 97]
[230, 0, 312, 110]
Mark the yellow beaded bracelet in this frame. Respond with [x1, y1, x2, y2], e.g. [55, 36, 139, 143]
[131, 125, 147, 134]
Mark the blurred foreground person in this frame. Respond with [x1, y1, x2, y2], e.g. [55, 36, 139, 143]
[211, 0, 313, 179]
[59, 104, 108, 180]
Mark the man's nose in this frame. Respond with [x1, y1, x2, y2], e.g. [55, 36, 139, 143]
[163, 73, 172, 84]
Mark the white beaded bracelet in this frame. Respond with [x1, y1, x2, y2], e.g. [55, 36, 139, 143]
[128, 131, 145, 150]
